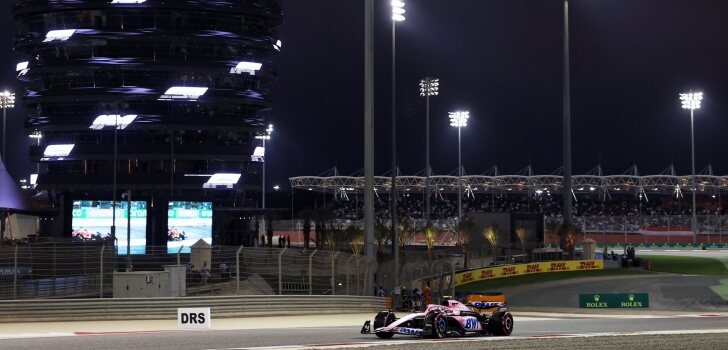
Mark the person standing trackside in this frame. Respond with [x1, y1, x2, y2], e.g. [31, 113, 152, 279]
[424, 281, 432, 305]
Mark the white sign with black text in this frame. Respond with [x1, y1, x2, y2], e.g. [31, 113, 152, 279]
[178, 307, 211, 329]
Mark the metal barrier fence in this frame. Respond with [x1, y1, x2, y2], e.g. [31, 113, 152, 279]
[0, 295, 387, 322]
[0, 244, 377, 300]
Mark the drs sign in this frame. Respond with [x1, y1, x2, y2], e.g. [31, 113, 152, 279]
[178, 308, 211, 329]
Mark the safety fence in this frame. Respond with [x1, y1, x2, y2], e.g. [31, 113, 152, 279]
[0, 295, 386, 322]
[0, 244, 378, 300]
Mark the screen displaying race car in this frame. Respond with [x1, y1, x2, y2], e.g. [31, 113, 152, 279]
[167, 201, 212, 253]
[362, 296, 513, 339]
[71, 200, 148, 255]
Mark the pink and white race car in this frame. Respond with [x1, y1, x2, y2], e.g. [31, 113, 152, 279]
[361, 299, 513, 339]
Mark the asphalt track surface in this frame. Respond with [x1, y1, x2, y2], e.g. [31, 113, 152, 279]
[2, 312, 728, 350]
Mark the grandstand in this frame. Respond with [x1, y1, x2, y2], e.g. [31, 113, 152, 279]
[290, 165, 728, 245]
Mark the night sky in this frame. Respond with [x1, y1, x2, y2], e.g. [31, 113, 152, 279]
[2, 0, 728, 192]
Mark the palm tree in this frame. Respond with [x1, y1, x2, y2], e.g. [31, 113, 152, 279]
[424, 225, 441, 260]
[516, 227, 529, 257]
[345, 224, 364, 256]
[373, 218, 391, 256]
[325, 227, 344, 256]
[398, 216, 416, 257]
[314, 207, 335, 250]
[556, 222, 582, 260]
[455, 217, 476, 267]
[298, 207, 315, 251]
[483, 223, 501, 262]
[264, 210, 279, 248]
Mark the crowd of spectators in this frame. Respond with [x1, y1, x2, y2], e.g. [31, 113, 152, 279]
[324, 192, 726, 221]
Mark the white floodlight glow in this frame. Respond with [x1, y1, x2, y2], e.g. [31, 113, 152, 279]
[89, 114, 137, 130]
[273, 185, 280, 190]
[391, 0, 405, 21]
[204, 173, 241, 188]
[43, 29, 76, 42]
[419, 78, 439, 97]
[255, 124, 274, 139]
[43, 144, 75, 157]
[449, 111, 470, 128]
[110, 0, 147, 3]
[159, 86, 208, 101]
[230, 61, 263, 75]
[29, 131, 43, 140]
[0, 91, 15, 109]
[16, 62, 29, 71]
[680, 91, 703, 110]
[30, 174, 38, 185]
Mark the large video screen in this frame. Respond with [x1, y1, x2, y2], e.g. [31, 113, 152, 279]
[167, 201, 212, 253]
[71, 200, 147, 255]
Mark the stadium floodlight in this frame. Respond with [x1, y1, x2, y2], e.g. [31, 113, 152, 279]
[158, 86, 208, 101]
[0, 90, 15, 109]
[419, 78, 439, 97]
[680, 91, 703, 110]
[420, 77, 439, 225]
[230, 61, 263, 75]
[89, 114, 137, 130]
[110, 0, 147, 3]
[1, 90, 16, 161]
[29, 131, 43, 141]
[43, 144, 75, 157]
[16, 62, 28, 71]
[30, 173, 38, 185]
[255, 123, 274, 140]
[449, 110, 470, 222]
[449, 111, 469, 128]
[204, 173, 241, 189]
[391, 0, 405, 21]
[43, 29, 76, 42]
[680, 90, 703, 244]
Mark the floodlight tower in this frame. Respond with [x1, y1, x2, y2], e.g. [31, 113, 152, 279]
[390, 0, 405, 307]
[256, 124, 274, 209]
[449, 111, 469, 222]
[1, 90, 16, 162]
[420, 77, 439, 226]
[680, 91, 703, 244]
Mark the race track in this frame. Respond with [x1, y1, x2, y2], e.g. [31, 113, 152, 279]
[2, 312, 728, 350]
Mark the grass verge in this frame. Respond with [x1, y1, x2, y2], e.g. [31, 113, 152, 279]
[640, 255, 728, 275]
[458, 269, 648, 291]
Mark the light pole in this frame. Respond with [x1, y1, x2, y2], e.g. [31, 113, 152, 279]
[449, 111, 469, 222]
[364, 0, 375, 296]
[1, 91, 16, 162]
[562, 0, 573, 236]
[680, 91, 703, 244]
[256, 124, 273, 209]
[419, 77, 439, 226]
[390, 0, 404, 305]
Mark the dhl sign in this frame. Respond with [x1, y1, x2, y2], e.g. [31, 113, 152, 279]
[454, 260, 604, 286]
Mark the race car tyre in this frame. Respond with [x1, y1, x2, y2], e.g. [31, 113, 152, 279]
[375, 332, 394, 339]
[434, 314, 448, 338]
[487, 311, 514, 336]
[373, 311, 396, 329]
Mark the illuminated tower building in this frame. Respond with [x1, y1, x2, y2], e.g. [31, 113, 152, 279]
[13, 0, 282, 245]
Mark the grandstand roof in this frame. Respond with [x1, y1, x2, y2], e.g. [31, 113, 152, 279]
[289, 165, 728, 196]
